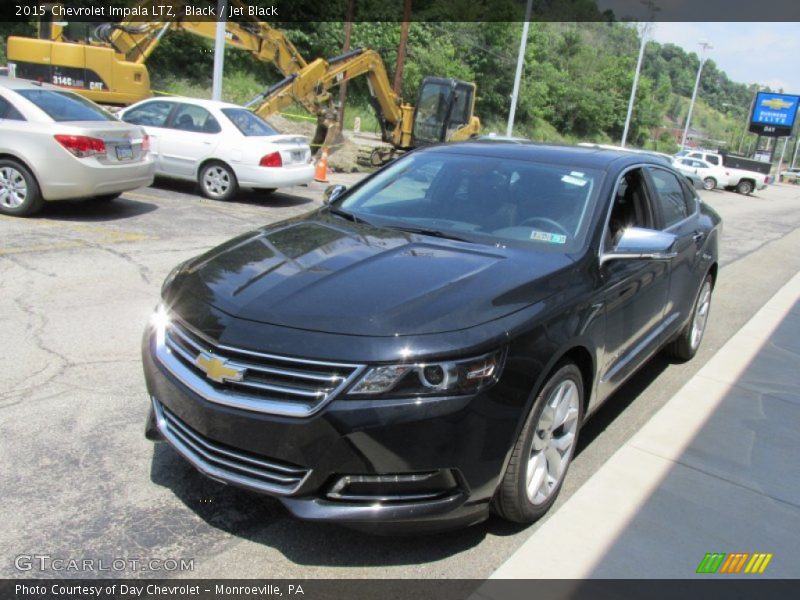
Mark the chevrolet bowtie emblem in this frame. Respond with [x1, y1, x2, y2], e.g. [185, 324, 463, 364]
[195, 353, 245, 384]
[762, 98, 793, 110]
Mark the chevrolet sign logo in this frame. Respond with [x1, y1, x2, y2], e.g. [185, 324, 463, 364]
[195, 353, 245, 384]
[762, 98, 794, 110]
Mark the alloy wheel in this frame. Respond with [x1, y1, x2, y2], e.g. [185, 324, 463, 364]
[0, 166, 28, 209]
[690, 281, 712, 351]
[526, 379, 580, 505]
[202, 166, 231, 198]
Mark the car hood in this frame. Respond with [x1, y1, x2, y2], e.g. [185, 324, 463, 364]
[169, 215, 577, 337]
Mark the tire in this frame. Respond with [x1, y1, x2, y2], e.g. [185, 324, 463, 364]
[493, 362, 584, 523]
[0, 159, 44, 216]
[665, 275, 713, 362]
[702, 177, 717, 191]
[198, 161, 238, 201]
[91, 193, 121, 202]
[736, 179, 754, 195]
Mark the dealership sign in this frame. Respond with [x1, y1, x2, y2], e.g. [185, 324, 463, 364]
[749, 92, 800, 137]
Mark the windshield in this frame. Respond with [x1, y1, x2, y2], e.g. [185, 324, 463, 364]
[221, 108, 279, 136]
[335, 151, 600, 251]
[16, 89, 114, 122]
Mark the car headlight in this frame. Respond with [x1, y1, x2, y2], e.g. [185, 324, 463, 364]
[347, 350, 504, 398]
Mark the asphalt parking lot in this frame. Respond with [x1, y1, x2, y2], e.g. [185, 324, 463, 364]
[2, 177, 800, 579]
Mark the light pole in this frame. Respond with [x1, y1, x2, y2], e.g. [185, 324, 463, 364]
[621, 1, 659, 147]
[507, 0, 533, 137]
[680, 41, 713, 149]
[211, 0, 227, 101]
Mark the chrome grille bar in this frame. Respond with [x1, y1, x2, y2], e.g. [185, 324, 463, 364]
[154, 314, 365, 417]
[153, 398, 310, 495]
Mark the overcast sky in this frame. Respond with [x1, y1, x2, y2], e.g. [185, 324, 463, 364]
[649, 22, 800, 95]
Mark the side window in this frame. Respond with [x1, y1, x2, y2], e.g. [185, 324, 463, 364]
[680, 178, 699, 213]
[605, 168, 654, 250]
[122, 101, 173, 127]
[170, 104, 221, 133]
[648, 168, 692, 228]
[705, 155, 720, 166]
[0, 96, 25, 121]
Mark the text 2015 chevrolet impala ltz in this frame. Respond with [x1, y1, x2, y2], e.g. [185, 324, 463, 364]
[142, 142, 721, 532]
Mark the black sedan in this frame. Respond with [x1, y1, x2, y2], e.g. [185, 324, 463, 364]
[142, 142, 721, 532]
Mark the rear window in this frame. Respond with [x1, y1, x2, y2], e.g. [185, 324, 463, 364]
[16, 89, 114, 122]
[221, 108, 278, 137]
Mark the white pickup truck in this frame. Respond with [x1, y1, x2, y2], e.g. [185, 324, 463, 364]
[676, 150, 770, 195]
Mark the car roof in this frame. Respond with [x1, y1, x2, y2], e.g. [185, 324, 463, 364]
[423, 141, 667, 171]
[0, 77, 63, 91]
[138, 95, 243, 110]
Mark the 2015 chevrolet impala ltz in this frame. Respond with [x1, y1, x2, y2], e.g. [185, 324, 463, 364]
[142, 142, 721, 532]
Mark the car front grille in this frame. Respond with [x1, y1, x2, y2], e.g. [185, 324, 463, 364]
[154, 315, 365, 417]
[153, 399, 309, 495]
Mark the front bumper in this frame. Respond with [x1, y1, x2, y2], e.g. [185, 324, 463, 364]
[142, 328, 520, 532]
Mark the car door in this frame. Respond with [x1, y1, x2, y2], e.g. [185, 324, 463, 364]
[119, 100, 176, 174]
[644, 166, 710, 330]
[597, 166, 671, 397]
[159, 103, 222, 179]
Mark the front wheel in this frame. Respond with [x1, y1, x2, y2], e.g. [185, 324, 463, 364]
[199, 162, 238, 201]
[703, 177, 717, 191]
[493, 362, 584, 523]
[665, 275, 713, 361]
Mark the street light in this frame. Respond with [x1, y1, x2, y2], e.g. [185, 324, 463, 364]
[680, 41, 713, 149]
[621, 0, 659, 148]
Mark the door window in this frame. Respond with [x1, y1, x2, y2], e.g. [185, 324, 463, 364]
[170, 104, 221, 133]
[605, 168, 654, 250]
[0, 96, 25, 120]
[705, 155, 720, 166]
[122, 101, 174, 127]
[648, 168, 693, 228]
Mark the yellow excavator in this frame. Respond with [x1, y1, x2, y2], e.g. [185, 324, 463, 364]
[5, 0, 480, 162]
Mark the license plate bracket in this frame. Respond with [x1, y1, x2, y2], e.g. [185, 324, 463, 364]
[116, 145, 133, 160]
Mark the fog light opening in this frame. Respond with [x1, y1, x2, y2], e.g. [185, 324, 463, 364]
[326, 470, 459, 503]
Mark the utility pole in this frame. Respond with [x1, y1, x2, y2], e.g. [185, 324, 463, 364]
[681, 40, 713, 149]
[621, 0, 658, 148]
[211, 0, 227, 101]
[336, 0, 355, 128]
[393, 0, 412, 95]
[792, 135, 799, 169]
[776, 136, 788, 178]
[507, 0, 533, 137]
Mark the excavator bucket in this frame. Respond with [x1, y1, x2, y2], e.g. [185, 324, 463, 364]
[312, 111, 346, 156]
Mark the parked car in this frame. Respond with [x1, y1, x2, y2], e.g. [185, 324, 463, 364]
[143, 143, 721, 532]
[579, 143, 703, 189]
[0, 78, 154, 216]
[119, 97, 314, 201]
[676, 150, 769, 194]
[672, 156, 728, 190]
[780, 167, 800, 183]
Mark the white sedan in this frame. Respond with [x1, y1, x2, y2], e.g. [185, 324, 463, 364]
[671, 157, 728, 191]
[120, 97, 314, 200]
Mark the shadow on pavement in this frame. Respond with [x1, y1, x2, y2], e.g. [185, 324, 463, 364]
[150, 177, 315, 209]
[38, 196, 158, 222]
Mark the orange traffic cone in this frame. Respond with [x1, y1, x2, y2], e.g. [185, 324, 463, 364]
[314, 148, 329, 183]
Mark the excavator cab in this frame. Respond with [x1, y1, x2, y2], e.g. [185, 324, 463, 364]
[412, 77, 477, 146]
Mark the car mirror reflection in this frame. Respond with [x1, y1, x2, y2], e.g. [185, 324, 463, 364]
[323, 184, 347, 204]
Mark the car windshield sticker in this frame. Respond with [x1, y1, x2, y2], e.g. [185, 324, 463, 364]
[531, 230, 567, 244]
[561, 175, 587, 187]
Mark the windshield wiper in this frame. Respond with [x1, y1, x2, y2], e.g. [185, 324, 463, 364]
[327, 207, 372, 225]
[384, 225, 473, 243]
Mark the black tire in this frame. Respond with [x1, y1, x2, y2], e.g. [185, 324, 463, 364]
[703, 177, 717, 191]
[0, 159, 44, 216]
[198, 161, 238, 201]
[91, 193, 121, 202]
[665, 274, 713, 362]
[493, 362, 584, 524]
[736, 179, 754, 195]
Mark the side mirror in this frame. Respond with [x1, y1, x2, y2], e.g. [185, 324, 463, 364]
[323, 184, 346, 204]
[601, 227, 678, 265]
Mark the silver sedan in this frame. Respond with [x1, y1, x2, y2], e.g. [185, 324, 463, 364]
[0, 78, 155, 216]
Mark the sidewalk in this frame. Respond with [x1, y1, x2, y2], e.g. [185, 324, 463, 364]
[489, 270, 800, 579]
